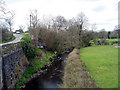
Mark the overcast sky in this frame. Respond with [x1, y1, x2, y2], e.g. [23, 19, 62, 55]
[5, 0, 119, 31]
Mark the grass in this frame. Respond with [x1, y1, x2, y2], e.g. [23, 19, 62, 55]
[80, 45, 118, 88]
[62, 49, 98, 88]
[15, 49, 56, 89]
[0, 36, 15, 44]
[21, 33, 29, 37]
[106, 39, 119, 43]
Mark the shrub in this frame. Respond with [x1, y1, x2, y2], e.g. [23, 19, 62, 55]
[1, 28, 14, 42]
[111, 41, 118, 45]
[21, 36, 36, 60]
[97, 39, 109, 45]
[38, 29, 67, 54]
[82, 31, 95, 47]
[89, 40, 95, 46]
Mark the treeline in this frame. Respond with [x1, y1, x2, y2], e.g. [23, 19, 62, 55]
[29, 11, 95, 54]
[29, 11, 119, 54]
[95, 29, 119, 39]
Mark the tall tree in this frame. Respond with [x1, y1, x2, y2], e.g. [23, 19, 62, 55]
[29, 10, 40, 47]
[55, 16, 67, 31]
[5, 12, 15, 31]
[76, 12, 88, 48]
[0, 0, 6, 19]
[0, 0, 15, 31]
[91, 23, 97, 31]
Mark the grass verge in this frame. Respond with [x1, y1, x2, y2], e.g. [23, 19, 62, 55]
[21, 33, 29, 37]
[80, 45, 118, 88]
[62, 49, 98, 88]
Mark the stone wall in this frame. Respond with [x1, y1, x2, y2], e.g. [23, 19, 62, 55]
[2, 43, 28, 89]
[2, 42, 21, 56]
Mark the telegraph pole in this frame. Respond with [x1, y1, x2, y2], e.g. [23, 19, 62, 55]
[30, 14, 32, 28]
[29, 14, 32, 36]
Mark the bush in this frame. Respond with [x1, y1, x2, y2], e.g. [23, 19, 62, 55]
[21, 36, 36, 60]
[82, 31, 95, 47]
[1, 28, 14, 42]
[111, 41, 118, 45]
[97, 39, 109, 45]
[89, 40, 95, 46]
[38, 29, 67, 54]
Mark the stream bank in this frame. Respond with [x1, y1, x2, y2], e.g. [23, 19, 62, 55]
[62, 48, 99, 88]
[24, 52, 69, 89]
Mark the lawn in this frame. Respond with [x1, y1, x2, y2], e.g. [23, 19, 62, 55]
[21, 33, 29, 37]
[80, 45, 118, 88]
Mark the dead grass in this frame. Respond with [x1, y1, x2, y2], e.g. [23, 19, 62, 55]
[62, 48, 98, 88]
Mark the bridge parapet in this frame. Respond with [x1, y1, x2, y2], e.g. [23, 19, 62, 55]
[2, 42, 22, 57]
[1, 42, 28, 89]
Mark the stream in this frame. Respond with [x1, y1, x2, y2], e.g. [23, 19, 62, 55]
[24, 53, 68, 89]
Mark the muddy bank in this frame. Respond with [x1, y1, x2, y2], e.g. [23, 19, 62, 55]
[62, 48, 99, 88]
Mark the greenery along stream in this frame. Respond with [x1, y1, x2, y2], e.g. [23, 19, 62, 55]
[15, 36, 56, 89]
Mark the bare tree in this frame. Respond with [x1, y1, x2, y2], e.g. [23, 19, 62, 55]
[19, 25, 25, 30]
[29, 10, 40, 47]
[98, 29, 108, 39]
[29, 10, 39, 28]
[76, 12, 88, 30]
[0, 0, 6, 18]
[55, 16, 67, 31]
[91, 23, 97, 31]
[5, 12, 15, 31]
[51, 17, 57, 31]
[76, 12, 88, 48]
[0, 0, 15, 31]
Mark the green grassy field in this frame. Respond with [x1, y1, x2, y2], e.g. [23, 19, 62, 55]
[21, 33, 29, 37]
[80, 45, 118, 88]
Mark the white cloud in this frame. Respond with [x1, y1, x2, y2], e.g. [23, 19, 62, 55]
[4, 0, 119, 31]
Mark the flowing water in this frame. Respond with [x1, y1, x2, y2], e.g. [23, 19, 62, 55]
[24, 53, 68, 89]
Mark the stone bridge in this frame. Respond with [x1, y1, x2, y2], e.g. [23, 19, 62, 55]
[0, 43, 28, 89]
